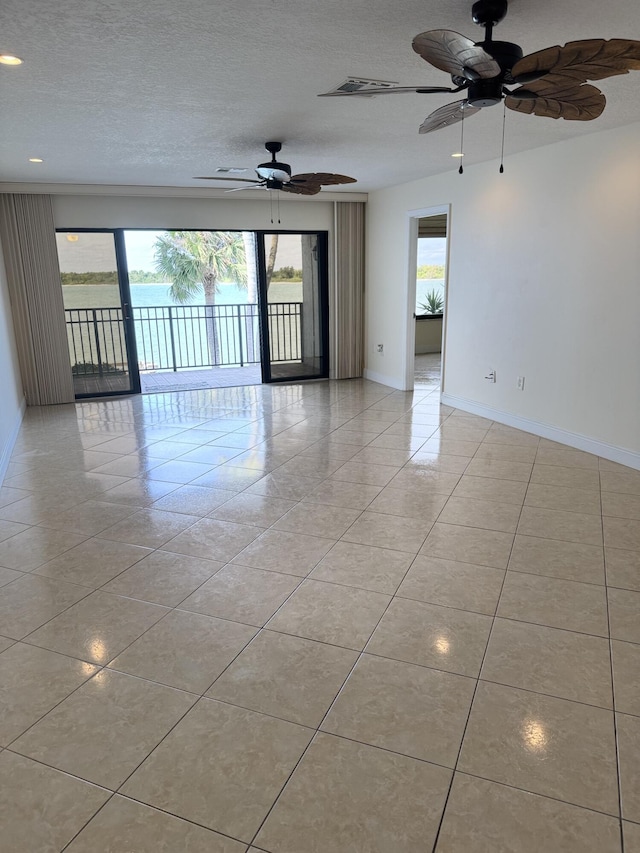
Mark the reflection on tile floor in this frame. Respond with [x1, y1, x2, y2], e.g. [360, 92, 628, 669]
[0, 372, 639, 852]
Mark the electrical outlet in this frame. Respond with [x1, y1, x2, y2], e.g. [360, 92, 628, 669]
[517, 376, 525, 391]
[377, 344, 384, 353]
[484, 370, 496, 383]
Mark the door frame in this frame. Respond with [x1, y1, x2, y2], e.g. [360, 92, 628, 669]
[57, 228, 141, 398]
[403, 205, 451, 392]
[256, 229, 330, 384]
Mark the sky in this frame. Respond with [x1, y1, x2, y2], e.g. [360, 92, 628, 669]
[417, 237, 446, 266]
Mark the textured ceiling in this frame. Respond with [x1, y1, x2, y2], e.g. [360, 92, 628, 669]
[1, 0, 640, 193]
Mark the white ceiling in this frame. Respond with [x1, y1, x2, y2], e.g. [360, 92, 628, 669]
[1, 0, 640, 193]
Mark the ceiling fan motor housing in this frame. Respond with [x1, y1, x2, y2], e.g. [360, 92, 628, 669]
[466, 77, 504, 107]
[478, 39, 523, 82]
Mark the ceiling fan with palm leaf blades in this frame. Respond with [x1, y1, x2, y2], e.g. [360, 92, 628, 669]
[194, 141, 357, 194]
[319, 0, 640, 135]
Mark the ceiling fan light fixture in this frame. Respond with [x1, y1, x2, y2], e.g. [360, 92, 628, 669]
[0, 54, 23, 65]
[451, 152, 464, 158]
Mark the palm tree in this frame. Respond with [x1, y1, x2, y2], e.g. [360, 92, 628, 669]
[154, 230, 247, 365]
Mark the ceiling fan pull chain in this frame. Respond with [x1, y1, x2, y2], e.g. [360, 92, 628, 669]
[499, 101, 507, 173]
[459, 108, 465, 174]
[270, 192, 274, 225]
[277, 191, 281, 225]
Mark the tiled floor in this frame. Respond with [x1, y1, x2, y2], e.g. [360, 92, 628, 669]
[0, 375, 639, 852]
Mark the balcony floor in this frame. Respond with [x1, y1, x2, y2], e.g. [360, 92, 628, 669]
[140, 365, 262, 393]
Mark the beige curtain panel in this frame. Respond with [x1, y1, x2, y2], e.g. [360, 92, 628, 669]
[0, 194, 74, 406]
[334, 200, 365, 379]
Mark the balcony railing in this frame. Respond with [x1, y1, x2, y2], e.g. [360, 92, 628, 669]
[65, 303, 302, 376]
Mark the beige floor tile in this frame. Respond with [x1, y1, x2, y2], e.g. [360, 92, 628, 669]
[163, 517, 262, 562]
[535, 447, 599, 470]
[351, 446, 414, 467]
[302, 479, 382, 510]
[618, 712, 640, 823]
[267, 578, 390, 650]
[66, 795, 246, 852]
[452, 474, 527, 505]
[0, 642, 98, 744]
[437, 773, 622, 853]
[366, 597, 492, 677]
[341, 510, 431, 553]
[26, 590, 168, 664]
[190, 466, 274, 492]
[98, 508, 200, 548]
[37, 499, 140, 536]
[322, 653, 474, 765]
[273, 502, 362, 538]
[604, 516, 640, 551]
[0, 519, 29, 542]
[145, 459, 216, 484]
[175, 446, 244, 465]
[474, 443, 537, 463]
[150, 484, 236, 515]
[180, 564, 301, 627]
[438, 496, 521, 533]
[209, 492, 296, 527]
[121, 698, 313, 842]
[420, 437, 480, 457]
[404, 452, 470, 474]
[464, 457, 533, 482]
[368, 433, 426, 452]
[602, 491, 640, 520]
[231, 528, 334, 577]
[102, 549, 223, 605]
[0, 525, 88, 571]
[0, 486, 31, 509]
[388, 467, 461, 494]
[0, 567, 23, 587]
[102, 477, 180, 506]
[458, 681, 619, 814]
[109, 609, 256, 693]
[498, 572, 608, 636]
[606, 547, 640, 591]
[310, 540, 413, 594]
[509, 534, 605, 584]
[208, 630, 357, 726]
[517, 505, 603, 546]
[245, 471, 324, 500]
[12, 668, 195, 789]
[90, 454, 165, 478]
[397, 555, 505, 615]
[624, 821, 640, 853]
[365, 486, 448, 521]
[436, 425, 489, 443]
[481, 618, 613, 708]
[530, 462, 601, 491]
[0, 575, 90, 639]
[612, 640, 640, 716]
[34, 537, 152, 587]
[255, 732, 451, 853]
[0, 751, 110, 853]
[330, 460, 401, 486]
[0, 493, 78, 525]
[600, 469, 640, 496]
[608, 587, 640, 643]
[525, 482, 602, 515]
[421, 522, 514, 568]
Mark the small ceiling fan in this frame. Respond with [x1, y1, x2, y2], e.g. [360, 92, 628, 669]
[194, 142, 357, 194]
[319, 0, 640, 134]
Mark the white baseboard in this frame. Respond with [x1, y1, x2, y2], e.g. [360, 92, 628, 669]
[441, 393, 640, 472]
[363, 368, 406, 390]
[0, 398, 26, 487]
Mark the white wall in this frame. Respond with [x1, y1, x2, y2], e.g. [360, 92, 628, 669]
[0, 239, 26, 484]
[366, 122, 640, 460]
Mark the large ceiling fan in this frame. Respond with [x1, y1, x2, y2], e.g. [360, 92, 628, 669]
[194, 142, 357, 194]
[319, 0, 640, 135]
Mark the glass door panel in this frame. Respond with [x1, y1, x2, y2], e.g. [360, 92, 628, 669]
[56, 231, 140, 398]
[258, 232, 328, 382]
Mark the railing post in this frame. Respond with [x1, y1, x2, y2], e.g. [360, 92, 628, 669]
[168, 306, 178, 372]
[92, 309, 104, 377]
[236, 305, 244, 367]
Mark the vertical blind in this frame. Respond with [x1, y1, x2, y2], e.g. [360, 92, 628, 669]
[0, 194, 74, 405]
[334, 201, 365, 379]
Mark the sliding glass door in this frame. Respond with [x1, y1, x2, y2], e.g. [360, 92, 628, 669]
[56, 230, 140, 398]
[257, 231, 329, 382]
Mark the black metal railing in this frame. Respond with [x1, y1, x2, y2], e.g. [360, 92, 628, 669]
[65, 303, 302, 375]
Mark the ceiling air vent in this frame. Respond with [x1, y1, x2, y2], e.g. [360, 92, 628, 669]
[325, 77, 399, 96]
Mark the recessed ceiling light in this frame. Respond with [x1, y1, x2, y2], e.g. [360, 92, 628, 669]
[66, 234, 79, 242]
[451, 153, 464, 158]
[28, 157, 44, 163]
[0, 54, 23, 65]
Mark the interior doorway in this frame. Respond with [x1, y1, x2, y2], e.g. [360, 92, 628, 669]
[403, 206, 449, 391]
